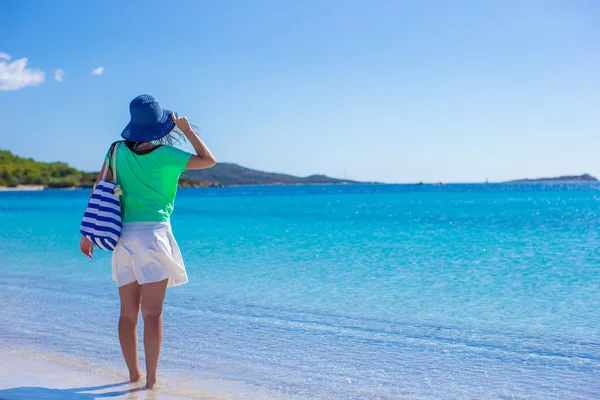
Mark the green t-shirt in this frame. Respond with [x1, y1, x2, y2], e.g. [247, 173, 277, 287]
[105, 143, 192, 223]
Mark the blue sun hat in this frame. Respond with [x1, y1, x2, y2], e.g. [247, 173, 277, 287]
[121, 94, 177, 142]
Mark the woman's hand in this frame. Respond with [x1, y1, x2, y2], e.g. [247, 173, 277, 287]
[170, 111, 217, 170]
[172, 112, 192, 133]
[80, 236, 94, 259]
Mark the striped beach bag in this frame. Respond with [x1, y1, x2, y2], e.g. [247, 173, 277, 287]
[80, 141, 123, 251]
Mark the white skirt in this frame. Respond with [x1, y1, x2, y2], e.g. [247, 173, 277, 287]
[112, 222, 188, 288]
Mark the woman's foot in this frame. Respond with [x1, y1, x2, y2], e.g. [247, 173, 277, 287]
[130, 370, 142, 383]
[145, 376, 157, 389]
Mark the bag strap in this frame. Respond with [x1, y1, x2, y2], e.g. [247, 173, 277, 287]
[101, 141, 121, 182]
[110, 141, 120, 183]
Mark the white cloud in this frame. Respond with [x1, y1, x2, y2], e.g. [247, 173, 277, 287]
[54, 69, 64, 82]
[91, 66, 104, 76]
[0, 54, 45, 91]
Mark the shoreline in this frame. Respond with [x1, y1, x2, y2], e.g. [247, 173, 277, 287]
[0, 184, 45, 191]
[0, 345, 279, 400]
[1, 181, 598, 193]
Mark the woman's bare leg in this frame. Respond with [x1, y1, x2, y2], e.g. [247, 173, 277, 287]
[141, 278, 169, 389]
[118, 281, 142, 382]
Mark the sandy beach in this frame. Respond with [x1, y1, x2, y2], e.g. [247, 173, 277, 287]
[0, 185, 45, 192]
[0, 347, 277, 400]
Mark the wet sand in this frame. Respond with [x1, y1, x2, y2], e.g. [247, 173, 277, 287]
[0, 347, 276, 400]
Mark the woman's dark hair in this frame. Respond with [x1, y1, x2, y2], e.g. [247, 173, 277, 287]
[127, 125, 199, 155]
[152, 124, 200, 146]
[153, 128, 186, 146]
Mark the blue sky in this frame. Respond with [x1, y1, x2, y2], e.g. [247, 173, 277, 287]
[1, 0, 599, 183]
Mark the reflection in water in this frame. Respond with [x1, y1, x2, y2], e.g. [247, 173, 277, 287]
[146, 390, 159, 400]
[125, 390, 140, 400]
[125, 387, 158, 400]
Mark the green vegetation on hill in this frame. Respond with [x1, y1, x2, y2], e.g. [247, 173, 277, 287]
[0, 150, 221, 189]
[0, 150, 97, 188]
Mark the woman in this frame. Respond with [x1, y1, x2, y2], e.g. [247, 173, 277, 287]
[79, 94, 216, 389]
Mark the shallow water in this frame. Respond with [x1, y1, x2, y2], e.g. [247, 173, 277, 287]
[1, 184, 599, 399]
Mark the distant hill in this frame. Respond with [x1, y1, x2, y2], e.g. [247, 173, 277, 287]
[183, 162, 359, 186]
[0, 150, 97, 188]
[505, 174, 598, 184]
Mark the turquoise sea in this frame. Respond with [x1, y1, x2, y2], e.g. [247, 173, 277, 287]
[1, 184, 599, 399]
